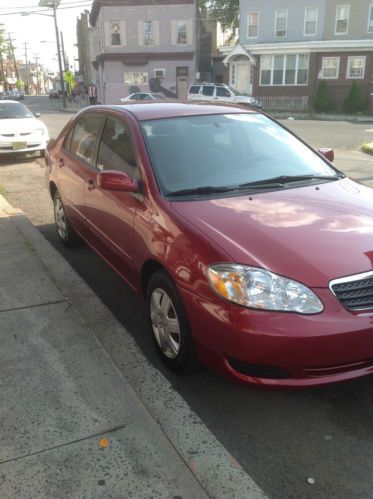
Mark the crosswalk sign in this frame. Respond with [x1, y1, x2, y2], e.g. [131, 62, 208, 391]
[64, 70, 74, 83]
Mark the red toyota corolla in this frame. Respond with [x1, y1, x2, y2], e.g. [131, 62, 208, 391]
[46, 102, 373, 388]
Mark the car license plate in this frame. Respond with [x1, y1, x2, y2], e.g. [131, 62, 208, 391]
[12, 142, 27, 150]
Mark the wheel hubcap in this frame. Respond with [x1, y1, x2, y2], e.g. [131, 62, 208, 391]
[150, 288, 181, 359]
[54, 198, 67, 240]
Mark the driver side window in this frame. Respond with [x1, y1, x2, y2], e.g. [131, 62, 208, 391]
[96, 117, 140, 180]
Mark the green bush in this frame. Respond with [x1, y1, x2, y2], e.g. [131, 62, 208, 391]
[313, 80, 333, 112]
[343, 81, 364, 113]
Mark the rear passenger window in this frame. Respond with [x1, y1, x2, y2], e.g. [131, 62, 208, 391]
[188, 85, 201, 94]
[202, 86, 214, 96]
[70, 115, 103, 165]
[96, 117, 140, 180]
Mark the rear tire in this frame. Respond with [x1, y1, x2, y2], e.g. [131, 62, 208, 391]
[147, 271, 200, 373]
[53, 191, 83, 248]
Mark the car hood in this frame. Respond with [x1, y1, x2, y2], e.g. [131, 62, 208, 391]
[171, 178, 373, 287]
[0, 117, 46, 135]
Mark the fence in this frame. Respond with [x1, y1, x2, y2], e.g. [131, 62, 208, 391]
[260, 96, 309, 111]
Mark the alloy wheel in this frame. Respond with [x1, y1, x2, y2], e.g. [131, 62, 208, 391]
[150, 288, 181, 359]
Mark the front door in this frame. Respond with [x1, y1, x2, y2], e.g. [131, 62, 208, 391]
[83, 115, 142, 284]
[232, 62, 252, 95]
[176, 66, 189, 100]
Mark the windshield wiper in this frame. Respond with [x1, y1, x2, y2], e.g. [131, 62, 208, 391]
[239, 174, 343, 189]
[167, 185, 237, 197]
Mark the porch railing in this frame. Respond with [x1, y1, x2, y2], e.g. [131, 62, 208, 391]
[260, 96, 309, 111]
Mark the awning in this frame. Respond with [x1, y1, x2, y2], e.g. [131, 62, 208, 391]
[223, 44, 257, 66]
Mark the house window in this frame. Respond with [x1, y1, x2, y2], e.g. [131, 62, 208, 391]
[275, 9, 287, 37]
[347, 56, 366, 79]
[177, 20, 187, 44]
[111, 21, 121, 45]
[321, 57, 340, 79]
[143, 21, 154, 46]
[247, 12, 259, 38]
[260, 54, 309, 86]
[154, 68, 166, 78]
[335, 5, 350, 34]
[368, 5, 373, 33]
[124, 72, 148, 85]
[304, 7, 318, 36]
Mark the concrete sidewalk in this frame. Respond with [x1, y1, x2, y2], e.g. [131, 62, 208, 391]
[0, 195, 266, 499]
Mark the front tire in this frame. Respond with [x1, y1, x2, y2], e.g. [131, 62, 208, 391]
[53, 191, 83, 248]
[147, 271, 199, 373]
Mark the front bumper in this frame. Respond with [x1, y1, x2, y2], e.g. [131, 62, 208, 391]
[0, 138, 47, 154]
[179, 286, 373, 387]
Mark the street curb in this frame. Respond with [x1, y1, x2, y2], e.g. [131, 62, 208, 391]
[0, 194, 267, 499]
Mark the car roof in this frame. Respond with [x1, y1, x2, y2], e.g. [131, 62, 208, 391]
[94, 102, 257, 121]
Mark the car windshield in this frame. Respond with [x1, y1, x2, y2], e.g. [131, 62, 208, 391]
[0, 102, 33, 119]
[141, 113, 340, 198]
[152, 94, 165, 99]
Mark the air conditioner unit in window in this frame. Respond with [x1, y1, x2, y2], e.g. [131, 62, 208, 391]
[154, 69, 166, 79]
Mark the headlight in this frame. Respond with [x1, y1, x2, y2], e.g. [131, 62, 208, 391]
[34, 128, 45, 135]
[207, 264, 323, 314]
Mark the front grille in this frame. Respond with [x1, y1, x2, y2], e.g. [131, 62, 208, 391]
[330, 271, 373, 311]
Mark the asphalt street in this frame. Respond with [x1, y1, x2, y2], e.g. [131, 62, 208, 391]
[1, 96, 373, 498]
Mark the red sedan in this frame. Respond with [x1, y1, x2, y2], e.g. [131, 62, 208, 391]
[46, 102, 373, 387]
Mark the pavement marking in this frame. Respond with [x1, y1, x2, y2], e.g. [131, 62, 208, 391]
[365, 129, 373, 132]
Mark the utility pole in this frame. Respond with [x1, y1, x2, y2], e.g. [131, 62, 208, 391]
[60, 31, 68, 71]
[38, 0, 65, 107]
[24, 43, 30, 95]
[33, 54, 40, 94]
[52, 1, 66, 108]
[0, 25, 5, 90]
[8, 33, 19, 81]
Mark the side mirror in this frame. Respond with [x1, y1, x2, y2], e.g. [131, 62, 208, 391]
[318, 147, 334, 162]
[34, 112, 41, 117]
[97, 170, 138, 192]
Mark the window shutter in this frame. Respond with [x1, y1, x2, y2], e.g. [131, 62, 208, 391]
[120, 20, 127, 46]
[104, 21, 111, 47]
[138, 20, 144, 46]
[154, 20, 160, 46]
[186, 19, 193, 45]
[171, 20, 177, 45]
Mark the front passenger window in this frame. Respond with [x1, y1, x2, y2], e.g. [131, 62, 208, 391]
[97, 117, 140, 180]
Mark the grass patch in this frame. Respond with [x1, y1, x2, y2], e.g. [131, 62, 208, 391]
[362, 142, 373, 155]
[0, 184, 6, 195]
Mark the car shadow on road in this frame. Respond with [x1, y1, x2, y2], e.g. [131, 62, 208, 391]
[0, 155, 43, 166]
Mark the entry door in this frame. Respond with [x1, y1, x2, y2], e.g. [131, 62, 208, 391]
[176, 66, 189, 100]
[234, 62, 252, 95]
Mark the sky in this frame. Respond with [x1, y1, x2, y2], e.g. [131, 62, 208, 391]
[0, 0, 94, 72]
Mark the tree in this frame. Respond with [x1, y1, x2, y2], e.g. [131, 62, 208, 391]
[198, 0, 239, 32]
[343, 81, 364, 113]
[313, 80, 333, 112]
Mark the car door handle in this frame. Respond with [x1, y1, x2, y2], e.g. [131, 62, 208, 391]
[59, 158, 64, 167]
[87, 178, 96, 191]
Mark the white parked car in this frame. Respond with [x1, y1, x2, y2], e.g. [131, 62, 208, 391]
[120, 92, 166, 102]
[0, 100, 49, 157]
[187, 83, 262, 109]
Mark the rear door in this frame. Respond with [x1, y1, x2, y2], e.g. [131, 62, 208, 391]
[57, 114, 104, 236]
